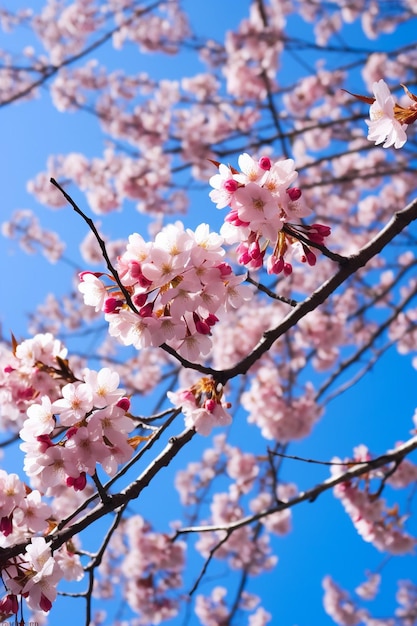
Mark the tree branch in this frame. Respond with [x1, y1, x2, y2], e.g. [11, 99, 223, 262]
[175, 435, 417, 535]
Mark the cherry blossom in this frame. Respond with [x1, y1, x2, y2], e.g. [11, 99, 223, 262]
[209, 153, 329, 275]
[331, 446, 417, 555]
[366, 79, 408, 149]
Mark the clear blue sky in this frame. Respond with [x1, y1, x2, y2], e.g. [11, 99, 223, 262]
[1, 2, 417, 625]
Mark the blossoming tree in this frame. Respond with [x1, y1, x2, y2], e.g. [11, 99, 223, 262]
[1, 1, 417, 625]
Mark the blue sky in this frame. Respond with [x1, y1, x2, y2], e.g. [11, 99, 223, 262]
[1, 2, 417, 625]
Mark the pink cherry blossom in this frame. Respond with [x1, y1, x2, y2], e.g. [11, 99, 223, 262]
[52, 381, 94, 426]
[366, 79, 407, 149]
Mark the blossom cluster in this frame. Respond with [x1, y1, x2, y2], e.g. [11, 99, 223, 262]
[0, 332, 69, 432]
[176, 434, 295, 579]
[1, 333, 135, 494]
[323, 574, 417, 626]
[0, 470, 52, 547]
[95, 515, 186, 625]
[20, 365, 135, 495]
[0, 335, 136, 617]
[241, 365, 322, 442]
[0, 535, 83, 619]
[167, 377, 232, 436]
[78, 222, 252, 361]
[209, 152, 331, 275]
[195, 587, 272, 626]
[331, 445, 417, 555]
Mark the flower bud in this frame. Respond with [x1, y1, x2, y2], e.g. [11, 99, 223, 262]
[116, 397, 131, 412]
[258, 156, 272, 170]
[287, 187, 302, 201]
[223, 178, 238, 192]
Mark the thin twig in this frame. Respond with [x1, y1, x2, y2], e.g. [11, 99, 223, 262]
[50, 177, 139, 314]
[246, 274, 298, 306]
[175, 435, 417, 536]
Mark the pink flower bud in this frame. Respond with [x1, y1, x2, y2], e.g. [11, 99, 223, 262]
[236, 243, 252, 265]
[249, 241, 261, 260]
[133, 293, 148, 307]
[205, 314, 219, 327]
[194, 313, 211, 335]
[287, 187, 302, 201]
[0, 594, 18, 615]
[267, 255, 284, 275]
[216, 262, 233, 277]
[139, 303, 154, 317]
[225, 209, 250, 226]
[204, 398, 216, 412]
[0, 516, 13, 536]
[306, 232, 324, 244]
[66, 472, 87, 492]
[117, 397, 131, 412]
[223, 178, 238, 192]
[66, 426, 78, 439]
[103, 297, 124, 314]
[310, 223, 331, 237]
[258, 156, 272, 170]
[128, 261, 142, 279]
[129, 262, 152, 288]
[283, 262, 293, 276]
[238, 250, 251, 265]
[39, 593, 53, 612]
[301, 247, 316, 266]
[36, 434, 54, 451]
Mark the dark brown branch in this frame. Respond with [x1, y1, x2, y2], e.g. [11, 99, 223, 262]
[245, 273, 298, 307]
[0, 426, 195, 565]
[214, 197, 417, 385]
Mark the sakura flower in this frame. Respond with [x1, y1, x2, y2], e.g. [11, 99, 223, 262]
[52, 381, 94, 426]
[13, 489, 52, 532]
[176, 331, 212, 361]
[3, 537, 64, 613]
[78, 272, 107, 311]
[28, 444, 79, 488]
[366, 79, 407, 148]
[261, 158, 298, 196]
[83, 367, 122, 408]
[21, 395, 55, 438]
[209, 163, 239, 208]
[233, 183, 280, 239]
[0, 471, 26, 518]
[96, 429, 134, 476]
[65, 423, 106, 475]
[55, 545, 84, 582]
[25, 537, 57, 578]
[234, 153, 265, 185]
[107, 309, 160, 349]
